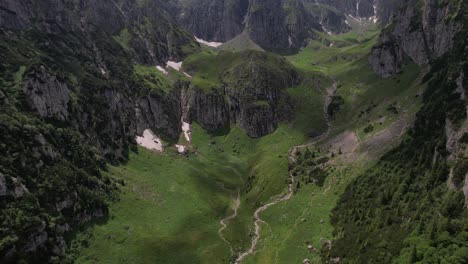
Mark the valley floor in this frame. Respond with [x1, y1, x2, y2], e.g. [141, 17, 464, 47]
[74, 27, 425, 264]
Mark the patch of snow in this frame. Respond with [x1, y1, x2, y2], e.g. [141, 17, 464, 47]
[288, 35, 293, 47]
[182, 120, 191, 142]
[345, 20, 351, 27]
[166, 61, 183, 71]
[321, 26, 333, 35]
[348, 14, 362, 23]
[156, 66, 168, 75]
[329, 43, 335, 47]
[194, 36, 223, 48]
[356, 1, 360, 17]
[99, 67, 106, 75]
[183, 72, 192, 78]
[175, 144, 186, 154]
[136, 129, 163, 151]
[372, 3, 379, 23]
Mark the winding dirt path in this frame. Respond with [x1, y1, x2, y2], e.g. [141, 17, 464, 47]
[234, 80, 338, 263]
[234, 174, 296, 264]
[219, 190, 241, 255]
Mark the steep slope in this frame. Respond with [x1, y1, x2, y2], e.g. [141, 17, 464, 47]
[370, 0, 463, 77]
[325, 1, 467, 262]
[0, 0, 198, 262]
[174, 0, 249, 42]
[183, 50, 300, 137]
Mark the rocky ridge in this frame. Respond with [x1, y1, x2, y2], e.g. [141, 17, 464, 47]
[369, 0, 463, 77]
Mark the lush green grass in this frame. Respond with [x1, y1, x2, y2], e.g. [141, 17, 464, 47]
[243, 161, 372, 264]
[75, 87, 327, 263]
[75, 142, 245, 263]
[76, 24, 429, 264]
[183, 49, 298, 93]
[133, 64, 174, 94]
[236, 26, 426, 263]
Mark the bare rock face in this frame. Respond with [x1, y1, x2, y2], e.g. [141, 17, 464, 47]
[184, 51, 299, 138]
[324, 0, 375, 18]
[185, 87, 231, 132]
[0, 173, 6, 196]
[23, 66, 70, 122]
[245, 0, 318, 52]
[369, 32, 404, 77]
[0, 0, 196, 64]
[176, 0, 249, 42]
[370, 0, 462, 77]
[136, 89, 183, 141]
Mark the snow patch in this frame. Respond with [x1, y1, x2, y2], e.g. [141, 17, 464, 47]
[136, 129, 163, 151]
[175, 144, 186, 154]
[182, 120, 191, 142]
[371, 3, 378, 23]
[156, 66, 168, 75]
[288, 35, 293, 47]
[356, 1, 360, 17]
[322, 26, 333, 36]
[345, 20, 351, 27]
[166, 61, 183, 71]
[348, 14, 362, 23]
[99, 67, 106, 75]
[194, 36, 223, 48]
[183, 72, 192, 78]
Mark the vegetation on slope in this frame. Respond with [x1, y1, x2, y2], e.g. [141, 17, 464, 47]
[326, 20, 468, 264]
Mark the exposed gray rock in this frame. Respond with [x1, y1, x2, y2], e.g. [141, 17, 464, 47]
[370, 0, 462, 77]
[11, 177, 29, 198]
[369, 33, 404, 77]
[136, 89, 182, 141]
[186, 87, 230, 132]
[23, 66, 70, 122]
[24, 222, 48, 253]
[176, 0, 249, 42]
[0, 173, 7, 196]
[0, 0, 196, 64]
[0, 90, 6, 105]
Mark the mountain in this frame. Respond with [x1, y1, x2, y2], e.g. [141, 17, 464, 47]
[370, 0, 463, 77]
[0, 0, 466, 263]
[171, 0, 385, 52]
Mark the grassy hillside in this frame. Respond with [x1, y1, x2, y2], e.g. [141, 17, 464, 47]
[73, 14, 466, 264]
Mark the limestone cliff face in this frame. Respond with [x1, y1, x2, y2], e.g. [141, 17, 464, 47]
[369, 0, 463, 77]
[176, 0, 249, 42]
[184, 51, 299, 138]
[0, 0, 197, 64]
[244, 0, 319, 52]
[0, 1, 196, 261]
[23, 66, 71, 122]
[324, 0, 376, 18]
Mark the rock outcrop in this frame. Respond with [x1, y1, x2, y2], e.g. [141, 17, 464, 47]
[175, 0, 249, 42]
[0, 0, 195, 261]
[0, 0, 197, 64]
[184, 51, 299, 137]
[369, 0, 463, 77]
[244, 0, 320, 52]
[23, 66, 70, 122]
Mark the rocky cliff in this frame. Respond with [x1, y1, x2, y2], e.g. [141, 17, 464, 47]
[0, 0, 197, 261]
[369, 0, 463, 77]
[175, 0, 249, 42]
[184, 50, 300, 138]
